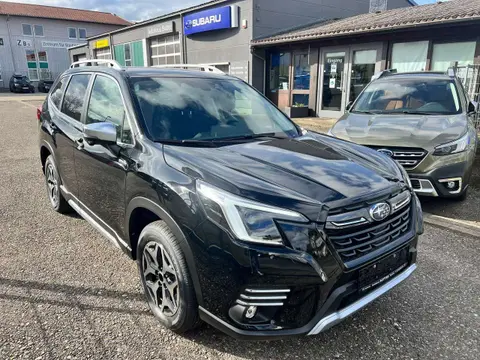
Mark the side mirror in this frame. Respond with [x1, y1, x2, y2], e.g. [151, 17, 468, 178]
[83, 122, 117, 144]
[468, 101, 478, 114]
[345, 101, 354, 112]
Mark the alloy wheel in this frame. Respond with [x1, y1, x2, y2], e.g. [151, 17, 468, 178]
[46, 163, 59, 206]
[142, 242, 180, 316]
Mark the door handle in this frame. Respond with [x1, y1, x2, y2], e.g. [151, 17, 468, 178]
[75, 137, 84, 150]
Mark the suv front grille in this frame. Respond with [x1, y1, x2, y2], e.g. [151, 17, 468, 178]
[368, 146, 427, 169]
[326, 206, 411, 267]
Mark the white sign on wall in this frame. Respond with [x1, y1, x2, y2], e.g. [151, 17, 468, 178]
[41, 41, 84, 49]
[17, 39, 32, 47]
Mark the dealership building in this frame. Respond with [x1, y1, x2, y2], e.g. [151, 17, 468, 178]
[68, 0, 414, 92]
[0, 1, 130, 89]
[251, 0, 480, 118]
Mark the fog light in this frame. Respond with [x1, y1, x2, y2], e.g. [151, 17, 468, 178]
[245, 306, 257, 319]
[447, 181, 456, 189]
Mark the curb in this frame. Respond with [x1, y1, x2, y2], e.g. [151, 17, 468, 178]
[423, 213, 480, 238]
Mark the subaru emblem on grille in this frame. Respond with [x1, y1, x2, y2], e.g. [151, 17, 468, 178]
[377, 149, 394, 157]
[369, 202, 391, 222]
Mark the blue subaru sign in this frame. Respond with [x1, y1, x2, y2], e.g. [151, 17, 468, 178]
[184, 5, 238, 36]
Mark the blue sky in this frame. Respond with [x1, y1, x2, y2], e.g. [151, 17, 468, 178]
[3, 0, 440, 22]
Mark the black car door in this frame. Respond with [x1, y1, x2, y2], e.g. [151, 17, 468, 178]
[47, 74, 92, 197]
[74, 73, 133, 242]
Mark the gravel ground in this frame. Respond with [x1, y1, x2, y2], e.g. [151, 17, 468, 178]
[0, 100, 479, 359]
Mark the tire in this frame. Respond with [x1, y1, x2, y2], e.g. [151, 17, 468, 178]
[138, 220, 199, 334]
[44, 155, 71, 213]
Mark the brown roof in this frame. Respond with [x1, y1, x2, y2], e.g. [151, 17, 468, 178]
[252, 0, 480, 46]
[0, 1, 131, 26]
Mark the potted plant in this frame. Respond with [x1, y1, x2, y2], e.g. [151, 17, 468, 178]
[284, 102, 309, 118]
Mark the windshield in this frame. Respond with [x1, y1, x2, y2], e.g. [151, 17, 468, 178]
[129, 77, 299, 142]
[352, 78, 462, 115]
[14, 76, 29, 83]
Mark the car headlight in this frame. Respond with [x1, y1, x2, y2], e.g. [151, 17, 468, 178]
[396, 161, 412, 188]
[433, 132, 470, 156]
[196, 180, 308, 245]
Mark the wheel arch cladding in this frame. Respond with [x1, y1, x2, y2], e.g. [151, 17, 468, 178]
[40, 145, 51, 172]
[125, 197, 204, 306]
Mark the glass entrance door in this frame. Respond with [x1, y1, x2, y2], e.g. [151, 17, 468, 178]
[321, 51, 347, 114]
[318, 44, 383, 118]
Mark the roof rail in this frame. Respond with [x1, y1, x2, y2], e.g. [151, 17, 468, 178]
[70, 59, 122, 70]
[152, 64, 225, 74]
[371, 69, 397, 81]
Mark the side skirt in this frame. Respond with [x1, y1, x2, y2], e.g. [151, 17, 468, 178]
[60, 185, 131, 252]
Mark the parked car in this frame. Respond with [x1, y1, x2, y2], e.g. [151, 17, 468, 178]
[329, 71, 478, 201]
[38, 79, 54, 93]
[38, 61, 423, 339]
[9, 74, 35, 93]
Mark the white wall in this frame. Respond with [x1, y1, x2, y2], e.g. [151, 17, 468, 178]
[0, 15, 124, 88]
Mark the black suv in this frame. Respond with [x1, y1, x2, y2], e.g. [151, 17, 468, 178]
[38, 61, 423, 339]
[9, 74, 35, 93]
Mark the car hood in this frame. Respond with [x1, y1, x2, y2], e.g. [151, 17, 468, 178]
[163, 133, 404, 219]
[331, 113, 467, 149]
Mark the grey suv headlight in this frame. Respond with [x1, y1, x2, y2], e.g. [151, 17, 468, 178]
[433, 132, 470, 156]
[196, 180, 308, 245]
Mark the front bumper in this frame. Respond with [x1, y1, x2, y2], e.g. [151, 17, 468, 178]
[198, 261, 417, 340]
[409, 160, 471, 197]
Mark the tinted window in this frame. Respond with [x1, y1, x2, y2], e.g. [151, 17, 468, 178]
[86, 76, 131, 143]
[353, 78, 462, 115]
[50, 77, 66, 108]
[61, 74, 91, 121]
[130, 77, 298, 141]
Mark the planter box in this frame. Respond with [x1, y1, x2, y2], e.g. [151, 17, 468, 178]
[284, 106, 309, 118]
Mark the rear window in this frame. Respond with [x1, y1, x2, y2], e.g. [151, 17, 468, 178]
[352, 78, 462, 115]
[50, 77, 66, 109]
[129, 76, 298, 141]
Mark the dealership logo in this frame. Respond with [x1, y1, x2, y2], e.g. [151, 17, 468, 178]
[377, 149, 394, 157]
[186, 14, 222, 29]
[369, 203, 391, 222]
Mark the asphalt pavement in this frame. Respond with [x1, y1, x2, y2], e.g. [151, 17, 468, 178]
[0, 99, 479, 359]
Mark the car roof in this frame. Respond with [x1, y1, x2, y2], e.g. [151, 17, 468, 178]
[64, 66, 236, 81]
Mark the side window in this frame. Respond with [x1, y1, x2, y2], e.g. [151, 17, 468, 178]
[61, 74, 91, 122]
[86, 75, 132, 143]
[50, 77, 66, 109]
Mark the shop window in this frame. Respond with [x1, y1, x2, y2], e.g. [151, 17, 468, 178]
[34, 25, 44, 37]
[150, 33, 181, 66]
[391, 41, 428, 73]
[78, 28, 87, 40]
[124, 43, 132, 67]
[22, 24, 32, 36]
[269, 52, 291, 91]
[292, 94, 309, 107]
[25, 50, 38, 81]
[350, 49, 377, 101]
[431, 42, 476, 71]
[68, 27, 77, 39]
[293, 53, 310, 90]
[95, 47, 112, 60]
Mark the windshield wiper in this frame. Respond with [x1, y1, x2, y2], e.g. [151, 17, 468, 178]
[352, 110, 380, 114]
[156, 139, 218, 147]
[401, 110, 440, 115]
[209, 133, 290, 141]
